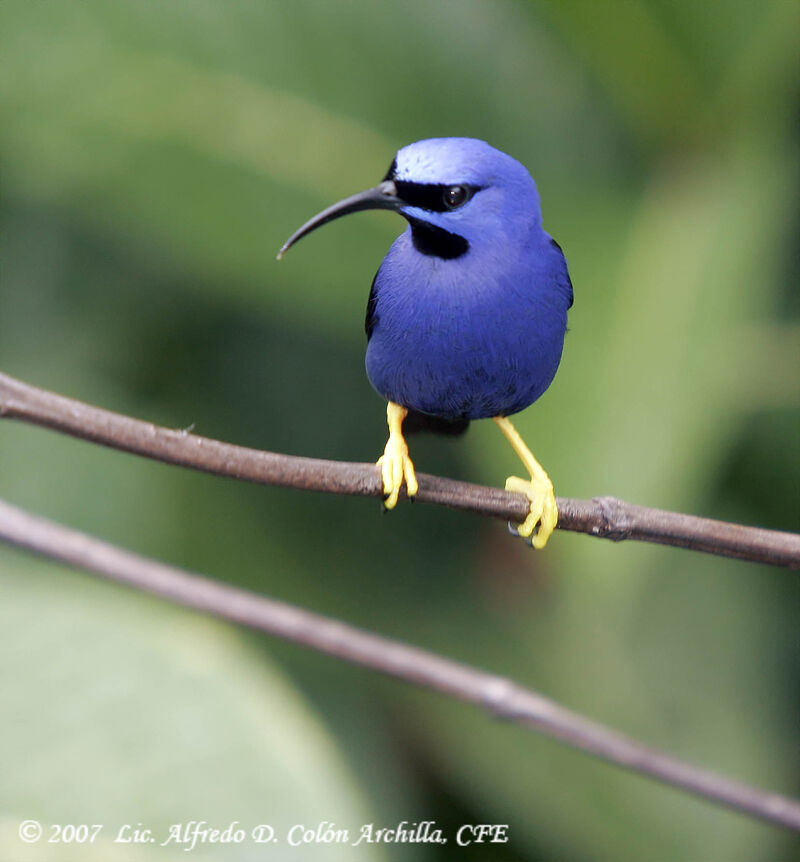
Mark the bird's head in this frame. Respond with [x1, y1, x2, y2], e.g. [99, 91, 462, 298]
[278, 137, 542, 261]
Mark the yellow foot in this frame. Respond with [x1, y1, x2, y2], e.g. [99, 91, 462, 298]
[376, 402, 418, 510]
[505, 474, 558, 550]
[493, 415, 558, 550]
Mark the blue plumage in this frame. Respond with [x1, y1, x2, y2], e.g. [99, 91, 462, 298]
[365, 234, 571, 418]
[366, 138, 571, 420]
[279, 137, 572, 548]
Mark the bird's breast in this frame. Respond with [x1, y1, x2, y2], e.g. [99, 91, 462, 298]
[364, 234, 569, 420]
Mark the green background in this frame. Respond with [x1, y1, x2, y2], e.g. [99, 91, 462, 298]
[0, 1, 798, 860]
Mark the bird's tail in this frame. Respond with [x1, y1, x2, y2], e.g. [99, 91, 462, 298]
[404, 409, 470, 437]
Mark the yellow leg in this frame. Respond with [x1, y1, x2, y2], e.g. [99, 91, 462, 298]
[493, 416, 558, 549]
[377, 402, 418, 509]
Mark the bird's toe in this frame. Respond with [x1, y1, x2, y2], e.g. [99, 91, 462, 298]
[505, 474, 557, 550]
[377, 438, 418, 511]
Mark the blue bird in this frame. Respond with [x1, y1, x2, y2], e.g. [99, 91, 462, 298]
[278, 138, 572, 548]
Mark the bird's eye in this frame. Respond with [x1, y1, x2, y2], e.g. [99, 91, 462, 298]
[443, 185, 469, 209]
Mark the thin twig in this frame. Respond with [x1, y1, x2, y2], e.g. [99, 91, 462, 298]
[0, 498, 797, 831]
[1, 371, 797, 567]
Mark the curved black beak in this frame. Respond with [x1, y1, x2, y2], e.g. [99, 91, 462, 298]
[277, 180, 404, 259]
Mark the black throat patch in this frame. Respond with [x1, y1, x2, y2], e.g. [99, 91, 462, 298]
[407, 218, 469, 259]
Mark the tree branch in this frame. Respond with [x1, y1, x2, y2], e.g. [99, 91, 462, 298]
[0, 497, 797, 831]
[1, 371, 797, 567]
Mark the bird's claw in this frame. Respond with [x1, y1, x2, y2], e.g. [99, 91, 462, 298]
[505, 474, 557, 550]
[377, 435, 418, 510]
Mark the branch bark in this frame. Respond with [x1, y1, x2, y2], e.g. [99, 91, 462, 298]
[1, 371, 798, 567]
[0, 497, 797, 831]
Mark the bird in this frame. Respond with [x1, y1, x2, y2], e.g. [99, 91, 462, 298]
[278, 137, 572, 548]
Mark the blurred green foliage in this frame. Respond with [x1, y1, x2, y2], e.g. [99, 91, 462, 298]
[0, 1, 798, 860]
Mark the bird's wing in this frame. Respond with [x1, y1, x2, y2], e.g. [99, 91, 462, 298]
[549, 238, 574, 309]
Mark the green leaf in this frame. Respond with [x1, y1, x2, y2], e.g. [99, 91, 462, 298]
[0, 552, 388, 862]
